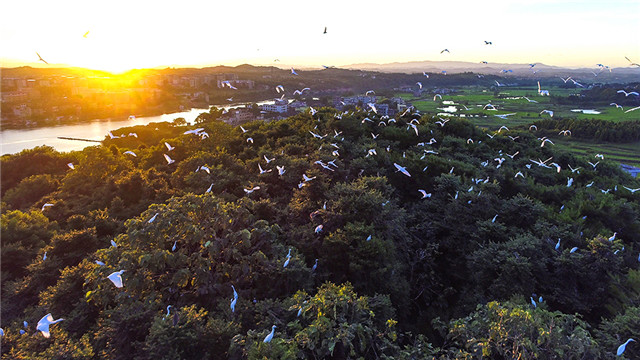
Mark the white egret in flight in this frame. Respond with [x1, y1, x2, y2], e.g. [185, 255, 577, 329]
[41, 203, 53, 211]
[394, 163, 411, 177]
[163, 154, 175, 165]
[291, 68, 298, 75]
[107, 270, 125, 288]
[67, 163, 75, 170]
[244, 186, 260, 194]
[124, 151, 137, 157]
[37, 314, 64, 338]
[623, 186, 640, 193]
[36, 52, 48, 64]
[617, 90, 639, 97]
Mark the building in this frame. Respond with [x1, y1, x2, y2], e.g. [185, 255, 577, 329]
[259, 99, 288, 113]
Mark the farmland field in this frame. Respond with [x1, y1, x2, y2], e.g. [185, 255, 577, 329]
[392, 85, 640, 166]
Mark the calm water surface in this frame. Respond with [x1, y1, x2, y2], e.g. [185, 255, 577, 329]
[0, 98, 287, 155]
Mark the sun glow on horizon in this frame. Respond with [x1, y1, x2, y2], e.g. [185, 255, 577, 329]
[1, 0, 639, 73]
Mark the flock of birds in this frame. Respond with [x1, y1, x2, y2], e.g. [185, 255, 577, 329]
[14, 29, 638, 357]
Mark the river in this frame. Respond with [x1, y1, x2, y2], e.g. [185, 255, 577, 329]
[0, 100, 278, 155]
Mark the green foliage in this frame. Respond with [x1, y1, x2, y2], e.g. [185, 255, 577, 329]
[443, 300, 599, 359]
[2, 106, 639, 358]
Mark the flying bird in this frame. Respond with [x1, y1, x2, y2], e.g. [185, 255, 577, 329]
[617, 90, 639, 97]
[107, 270, 125, 288]
[291, 68, 298, 75]
[440, 49, 450, 54]
[124, 150, 137, 157]
[37, 314, 64, 338]
[625, 56, 640, 67]
[83, 31, 89, 38]
[36, 52, 48, 64]
[165, 142, 175, 151]
[323, 26, 327, 34]
[41, 203, 53, 211]
[394, 163, 411, 177]
[163, 154, 175, 164]
[67, 163, 75, 170]
[484, 41, 492, 45]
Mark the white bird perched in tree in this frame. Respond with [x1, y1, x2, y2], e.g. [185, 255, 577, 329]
[394, 163, 411, 177]
[43, 251, 47, 261]
[41, 203, 53, 211]
[570, 247, 578, 253]
[110, 240, 117, 248]
[67, 163, 75, 170]
[540, 138, 554, 147]
[37, 314, 64, 338]
[418, 190, 431, 199]
[617, 338, 635, 356]
[95, 260, 105, 266]
[314, 224, 323, 234]
[586, 181, 594, 187]
[172, 241, 177, 251]
[230, 296, 237, 312]
[163, 154, 175, 165]
[609, 232, 617, 242]
[263, 325, 276, 343]
[164, 142, 175, 151]
[124, 150, 137, 157]
[277, 166, 286, 176]
[107, 270, 125, 288]
[148, 213, 158, 223]
[567, 178, 574, 187]
[617, 90, 639, 97]
[311, 259, 318, 272]
[244, 186, 260, 194]
[283, 255, 291, 268]
[538, 81, 550, 96]
[555, 239, 561, 250]
[258, 163, 272, 175]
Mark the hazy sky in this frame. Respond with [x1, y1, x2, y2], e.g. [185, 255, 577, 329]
[2, 0, 639, 72]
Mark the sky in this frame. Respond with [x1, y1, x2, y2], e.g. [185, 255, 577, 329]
[1, 0, 639, 73]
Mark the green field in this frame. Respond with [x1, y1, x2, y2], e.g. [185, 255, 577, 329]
[393, 86, 640, 166]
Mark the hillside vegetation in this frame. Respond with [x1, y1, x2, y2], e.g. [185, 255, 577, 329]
[1, 108, 639, 359]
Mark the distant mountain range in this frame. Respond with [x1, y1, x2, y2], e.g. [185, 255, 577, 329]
[341, 60, 640, 81]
